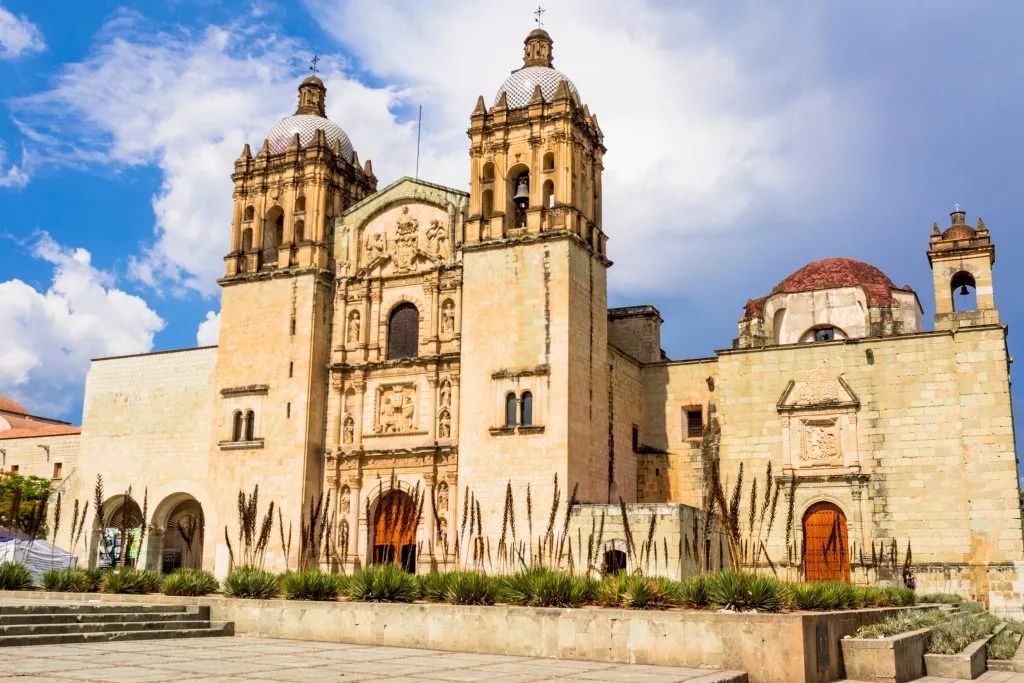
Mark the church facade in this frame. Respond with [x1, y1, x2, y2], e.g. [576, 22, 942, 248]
[5, 28, 1022, 608]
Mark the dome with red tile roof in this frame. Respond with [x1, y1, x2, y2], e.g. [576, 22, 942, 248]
[0, 395, 28, 416]
[744, 258, 913, 318]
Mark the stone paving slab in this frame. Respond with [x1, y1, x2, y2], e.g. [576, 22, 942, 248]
[839, 673, 1024, 682]
[0, 635, 748, 682]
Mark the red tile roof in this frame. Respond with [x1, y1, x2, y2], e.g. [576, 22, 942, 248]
[744, 258, 912, 318]
[0, 397, 80, 440]
[0, 395, 28, 415]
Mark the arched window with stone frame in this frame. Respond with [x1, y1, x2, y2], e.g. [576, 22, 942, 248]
[951, 270, 978, 312]
[505, 393, 517, 429]
[386, 303, 420, 360]
[232, 411, 244, 441]
[520, 391, 533, 427]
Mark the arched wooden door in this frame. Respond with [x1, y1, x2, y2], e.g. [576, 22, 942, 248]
[373, 490, 418, 572]
[803, 502, 850, 582]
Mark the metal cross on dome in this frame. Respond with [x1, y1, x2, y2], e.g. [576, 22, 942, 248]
[309, 54, 321, 75]
[534, 5, 546, 27]
[954, 202, 961, 212]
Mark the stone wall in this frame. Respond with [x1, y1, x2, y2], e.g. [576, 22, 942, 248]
[0, 433, 78, 484]
[647, 325, 1023, 601]
[74, 346, 217, 568]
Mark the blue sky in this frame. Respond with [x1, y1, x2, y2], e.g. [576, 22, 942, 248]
[0, 1, 1022, 473]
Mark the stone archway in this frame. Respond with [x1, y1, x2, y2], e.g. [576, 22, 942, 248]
[372, 490, 418, 572]
[803, 501, 850, 582]
[93, 495, 143, 569]
[160, 498, 205, 572]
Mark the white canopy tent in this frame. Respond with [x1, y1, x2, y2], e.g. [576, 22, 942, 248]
[0, 539, 77, 582]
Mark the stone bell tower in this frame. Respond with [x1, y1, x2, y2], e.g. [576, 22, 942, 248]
[208, 76, 376, 571]
[459, 27, 614, 537]
[928, 206, 999, 331]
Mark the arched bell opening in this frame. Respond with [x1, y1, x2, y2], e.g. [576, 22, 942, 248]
[507, 164, 530, 229]
[951, 271, 978, 312]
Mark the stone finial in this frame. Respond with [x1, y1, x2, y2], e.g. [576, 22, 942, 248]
[289, 132, 301, 150]
[240, 143, 252, 160]
[529, 84, 544, 105]
[331, 138, 342, 155]
[977, 216, 987, 231]
[523, 28, 554, 68]
[553, 79, 570, 101]
[494, 90, 508, 110]
[932, 222, 941, 235]
[364, 159, 374, 176]
[259, 138, 271, 157]
[472, 95, 486, 115]
[352, 149, 360, 167]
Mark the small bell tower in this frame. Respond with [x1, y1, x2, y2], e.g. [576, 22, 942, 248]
[928, 206, 999, 331]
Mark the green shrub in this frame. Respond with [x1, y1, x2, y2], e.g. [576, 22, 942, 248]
[501, 567, 596, 608]
[282, 570, 346, 601]
[917, 592, 962, 605]
[162, 569, 220, 597]
[707, 570, 747, 610]
[789, 581, 867, 611]
[420, 571, 454, 603]
[855, 609, 946, 638]
[345, 564, 420, 603]
[988, 627, 1021, 660]
[679, 575, 709, 609]
[101, 568, 163, 594]
[41, 567, 101, 593]
[745, 575, 785, 613]
[0, 562, 33, 590]
[928, 612, 1000, 655]
[447, 571, 499, 606]
[889, 587, 916, 607]
[223, 567, 281, 599]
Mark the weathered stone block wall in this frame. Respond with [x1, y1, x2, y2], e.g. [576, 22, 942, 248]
[639, 358, 717, 505]
[0, 433, 78, 484]
[73, 346, 217, 566]
[608, 347, 640, 504]
[649, 326, 1022, 592]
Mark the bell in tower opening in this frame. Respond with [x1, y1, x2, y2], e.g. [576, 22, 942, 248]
[512, 172, 530, 228]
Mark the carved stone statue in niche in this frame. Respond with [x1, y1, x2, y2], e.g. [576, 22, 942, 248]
[440, 381, 451, 408]
[339, 486, 351, 515]
[441, 300, 456, 335]
[438, 517, 448, 548]
[393, 206, 420, 272]
[342, 417, 354, 444]
[799, 418, 842, 464]
[436, 481, 449, 511]
[339, 519, 350, 546]
[438, 410, 451, 438]
[426, 219, 450, 259]
[347, 311, 360, 343]
[375, 385, 417, 433]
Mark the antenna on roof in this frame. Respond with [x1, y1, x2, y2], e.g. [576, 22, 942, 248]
[415, 105, 422, 179]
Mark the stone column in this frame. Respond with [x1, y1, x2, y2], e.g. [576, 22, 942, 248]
[422, 472, 437, 563]
[329, 373, 343, 450]
[453, 284, 463, 340]
[369, 285, 382, 359]
[349, 472, 363, 568]
[450, 373, 461, 440]
[353, 379, 367, 446]
[427, 283, 440, 341]
[426, 377, 438, 441]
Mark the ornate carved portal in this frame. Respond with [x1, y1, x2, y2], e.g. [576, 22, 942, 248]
[778, 371, 860, 474]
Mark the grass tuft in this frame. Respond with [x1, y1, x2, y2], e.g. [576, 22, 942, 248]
[223, 567, 281, 599]
[283, 570, 347, 601]
[41, 567, 102, 593]
[162, 568, 220, 597]
[101, 568, 162, 594]
[0, 562, 33, 590]
[345, 565, 420, 603]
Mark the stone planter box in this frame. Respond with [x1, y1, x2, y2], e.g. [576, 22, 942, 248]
[0, 590, 930, 683]
[839, 627, 931, 683]
[923, 627, 1000, 680]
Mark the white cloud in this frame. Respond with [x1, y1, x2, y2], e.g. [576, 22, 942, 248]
[196, 310, 220, 346]
[0, 142, 28, 188]
[0, 234, 164, 417]
[0, 5, 44, 59]
[304, 0, 872, 294]
[14, 12, 410, 296]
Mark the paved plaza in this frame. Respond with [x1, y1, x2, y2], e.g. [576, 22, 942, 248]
[0, 636, 744, 682]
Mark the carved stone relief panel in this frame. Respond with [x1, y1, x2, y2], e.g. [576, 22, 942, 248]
[358, 203, 451, 275]
[798, 418, 842, 466]
[374, 383, 418, 434]
[778, 372, 860, 473]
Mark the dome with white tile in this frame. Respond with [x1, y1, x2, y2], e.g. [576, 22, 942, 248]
[265, 114, 353, 159]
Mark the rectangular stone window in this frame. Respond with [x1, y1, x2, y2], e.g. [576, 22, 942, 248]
[9, 465, 18, 474]
[631, 425, 639, 452]
[685, 409, 703, 439]
[53, 462, 62, 479]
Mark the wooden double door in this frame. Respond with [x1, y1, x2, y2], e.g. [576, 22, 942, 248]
[803, 502, 851, 582]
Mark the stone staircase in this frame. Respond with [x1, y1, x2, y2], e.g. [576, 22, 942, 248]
[0, 601, 233, 646]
